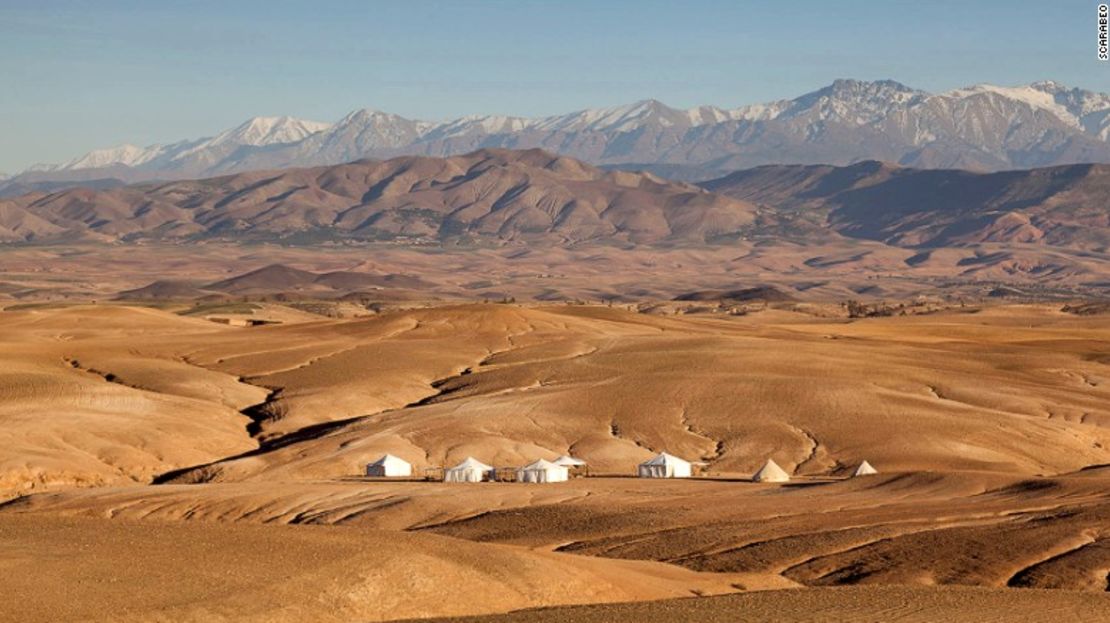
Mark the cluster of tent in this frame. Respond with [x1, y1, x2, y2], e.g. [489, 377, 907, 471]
[366, 452, 877, 483]
[634, 452, 877, 482]
[365, 454, 588, 483]
[442, 455, 587, 483]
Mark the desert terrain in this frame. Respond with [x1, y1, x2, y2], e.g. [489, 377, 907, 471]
[2, 147, 1110, 623]
[2, 300, 1109, 621]
[6, 3, 1109, 620]
[3, 151, 1109, 311]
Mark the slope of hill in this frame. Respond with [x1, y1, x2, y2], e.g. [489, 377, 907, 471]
[6, 79, 1110, 195]
[703, 161, 1110, 250]
[3, 303, 1110, 620]
[7, 302, 1106, 495]
[114, 264, 437, 301]
[0, 149, 760, 245]
[6, 149, 1110, 258]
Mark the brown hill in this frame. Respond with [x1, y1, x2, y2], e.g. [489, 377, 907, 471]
[312, 270, 433, 291]
[206, 264, 321, 292]
[0, 149, 758, 245]
[8, 152, 1110, 256]
[206, 264, 435, 295]
[114, 264, 439, 300]
[115, 280, 218, 301]
[703, 161, 1110, 250]
[674, 285, 797, 303]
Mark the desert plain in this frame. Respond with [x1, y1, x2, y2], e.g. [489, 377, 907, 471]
[2, 292, 1110, 622]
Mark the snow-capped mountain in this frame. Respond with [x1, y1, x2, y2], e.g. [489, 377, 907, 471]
[33, 116, 332, 175]
[943, 81, 1110, 140]
[8, 79, 1110, 194]
[741, 79, 929, 125]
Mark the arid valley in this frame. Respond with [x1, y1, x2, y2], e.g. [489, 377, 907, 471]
[5, 3, 1110, 619]
[2, 292, 1110, 621]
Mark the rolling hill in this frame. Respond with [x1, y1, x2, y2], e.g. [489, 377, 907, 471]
[702, 160, 1110, 250]
[4, 149, 1110, 258]
[0, 149, 760, 245]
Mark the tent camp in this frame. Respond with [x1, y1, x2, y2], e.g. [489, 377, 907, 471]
[638, 452, 693, 478]
[516, 459, 570, 483]
[752, 458, 790, 483]
[365, 454, 412, 478]
[852, 460, 878, 477]
[444, 457, 493, 483]
[552, 455, 587, 468]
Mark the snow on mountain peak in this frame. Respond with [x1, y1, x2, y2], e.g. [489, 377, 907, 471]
[337, 109, 400, 125]
[63, 143, 164, 170]
[771, 79, 927, 125]
[941, 83, 1083, 128]
[428, 114, 530, 137]
[530, 99, 695, 133]
[13, 79, 1110, 180]
[212, 116, 331, 147]
[1029, 80, 1066, 93]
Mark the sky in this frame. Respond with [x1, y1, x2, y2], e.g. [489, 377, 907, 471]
[0, 0, 1106, 173]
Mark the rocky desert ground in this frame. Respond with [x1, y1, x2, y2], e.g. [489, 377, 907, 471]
[3, 140, 1110, 623]
[2, 298, 1109, 621]
[6, 2, 1110, 619]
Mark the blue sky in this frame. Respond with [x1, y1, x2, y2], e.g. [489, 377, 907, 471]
[0, 0, 1105, 172]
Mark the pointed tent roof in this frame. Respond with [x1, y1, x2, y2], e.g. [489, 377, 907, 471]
[368, 453, 409, 466]
[852, 460, 878, 476]
[521, 458, 562, 471]
[753, 458, 790, 483]
[553, 455, 587, 466]
[640, 452, 691, 466]
[449, 456, 493, 471]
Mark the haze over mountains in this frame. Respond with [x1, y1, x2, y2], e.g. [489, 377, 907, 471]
[7, 79, 1110, 197]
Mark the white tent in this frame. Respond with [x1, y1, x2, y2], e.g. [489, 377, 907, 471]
[516, 459, 570, 483]
[552, 455, 587, 467]
[752, 458, 790, 483]
[637, 452, 693, 478]
[365, 454, 412, 477]
[444, 457, 493, 483]
[852, 460, 878, 477]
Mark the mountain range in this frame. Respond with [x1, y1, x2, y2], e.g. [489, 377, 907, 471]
[0, 149, 757, 245]
[3, 148, 1110, 257]
[6, 79, 1110, 197]
[703, 160, 1110, 250]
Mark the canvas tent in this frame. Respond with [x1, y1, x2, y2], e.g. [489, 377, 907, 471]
[638, 452, 693, 478]
[444, 457, 493, 483]
[365, 454, 412, 477]
[752, 458, 790, 483]
[552, 455, 587, 468]
[852, 460, 878, 477]
[516, 459, 570, 483]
